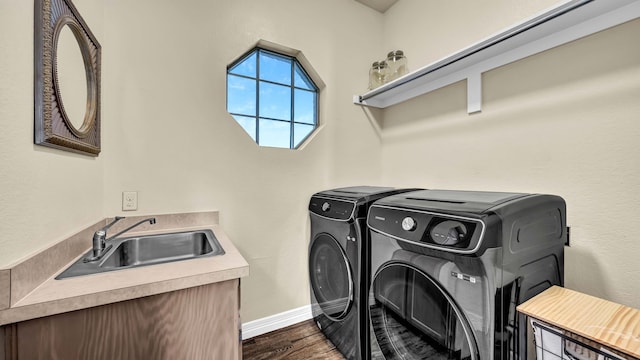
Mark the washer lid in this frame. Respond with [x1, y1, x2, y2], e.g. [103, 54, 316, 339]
[315, 186, 396, 200]
[310, 186, 422, 220]
[375, 189, 529, 214]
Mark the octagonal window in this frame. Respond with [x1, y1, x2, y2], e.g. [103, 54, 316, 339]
[227, 47, 319, 149]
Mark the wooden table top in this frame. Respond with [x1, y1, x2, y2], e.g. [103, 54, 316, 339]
[517, 286, 640, 359]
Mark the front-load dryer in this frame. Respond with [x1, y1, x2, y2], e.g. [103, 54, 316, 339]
[308, 186, 419, 360]
[366, 189, 566, 360]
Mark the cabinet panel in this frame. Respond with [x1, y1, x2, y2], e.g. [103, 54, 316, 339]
[11, 280, 239, 360]
[1, 323, 16, 360]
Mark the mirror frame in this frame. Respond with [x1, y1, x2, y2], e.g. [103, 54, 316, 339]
[34, 0, 101, 156]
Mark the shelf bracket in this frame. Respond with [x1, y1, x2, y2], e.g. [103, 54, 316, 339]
[467, 73, 482, 114]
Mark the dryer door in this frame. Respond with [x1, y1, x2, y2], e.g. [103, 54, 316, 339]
[309, 233, 353, 321]
[369, 263, 478, 360]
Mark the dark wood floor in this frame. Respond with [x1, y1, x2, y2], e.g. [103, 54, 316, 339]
[242, 320, 346, 360]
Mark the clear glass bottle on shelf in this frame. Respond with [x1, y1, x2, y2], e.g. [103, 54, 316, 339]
[385, 50, 408, 83]
[368, 61, 389, 90]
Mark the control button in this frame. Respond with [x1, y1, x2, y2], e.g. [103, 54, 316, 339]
[430, 220, 467, 245]
[322, 202, 331, 212]
[401, 217, 417, 231]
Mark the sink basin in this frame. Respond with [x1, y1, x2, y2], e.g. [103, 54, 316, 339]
[56, 229, 225, 279]
[100, 231, 218, 268]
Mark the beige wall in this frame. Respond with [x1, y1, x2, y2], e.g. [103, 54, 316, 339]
[380, 1, 640, 308]
[382, 0, 563, 66]
[0, 0, 105, 268]
[101, 0, 384, 321]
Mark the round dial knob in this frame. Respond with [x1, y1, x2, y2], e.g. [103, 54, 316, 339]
[401, 217, 417, 231]
[322, 202, 331, 212]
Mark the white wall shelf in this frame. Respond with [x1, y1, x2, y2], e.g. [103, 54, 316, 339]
[354, 0, 640, 114]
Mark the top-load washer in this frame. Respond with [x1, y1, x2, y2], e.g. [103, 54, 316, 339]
[308, 186, 419, 360]
[366, 189, 566, 360]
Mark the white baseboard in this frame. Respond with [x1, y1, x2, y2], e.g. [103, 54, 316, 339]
[242, 305, 313, 340]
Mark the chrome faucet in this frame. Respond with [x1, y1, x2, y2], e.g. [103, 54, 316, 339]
[85, 216, 156, 262]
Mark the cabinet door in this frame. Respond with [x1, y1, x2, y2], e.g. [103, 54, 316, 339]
[1, 325, 5, 360]
[11, 280, 239, 360]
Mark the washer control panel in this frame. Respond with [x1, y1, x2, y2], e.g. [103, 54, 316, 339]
[430, 220, 468, 246]
[368, 205, 483, 252]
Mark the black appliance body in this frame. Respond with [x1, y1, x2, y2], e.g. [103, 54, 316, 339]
[366, 190, 566, 360]
[308, 186, 419, 360]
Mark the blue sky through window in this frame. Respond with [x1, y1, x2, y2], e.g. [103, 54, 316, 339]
[227, 76, 256, 116]
[229, 52, 256, 77]
[232, 115, 256, 141]
[259, 82, 291, 120]
[259, 52, 291, 85]
[227, 48, 318, 149]
[294, 63, 315, 90]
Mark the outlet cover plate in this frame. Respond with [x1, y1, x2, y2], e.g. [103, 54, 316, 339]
[122, 191, 138, 211]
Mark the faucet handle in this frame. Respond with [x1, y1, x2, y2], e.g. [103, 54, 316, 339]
[100, 216, 125, 233]
[107, 217, 156, 241]
[86, 216, 127, 263]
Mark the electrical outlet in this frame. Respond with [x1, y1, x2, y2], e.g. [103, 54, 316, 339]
[122, 191, 138, 211]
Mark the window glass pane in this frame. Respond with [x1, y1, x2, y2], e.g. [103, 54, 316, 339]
[259, 119, 290, 148]
[229, 51, 257, 77]
[259, 82, 291, 120]
[259, 51, 291, 85]
[232, 115, 256, 142]
[294, 62, 315, 90]
[227, 75, 256, 116]
[227, 47, 319, 149]
[294, 123, 314, 148]
[294, 89, 316, 125]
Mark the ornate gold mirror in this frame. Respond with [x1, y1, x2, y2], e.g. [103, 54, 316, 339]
[35, 0, 101, 156]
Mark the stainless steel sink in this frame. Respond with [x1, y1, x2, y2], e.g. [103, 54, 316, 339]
[56, 229, 225, 279]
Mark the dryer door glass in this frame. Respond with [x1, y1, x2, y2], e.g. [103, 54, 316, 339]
[370, 264, 477, 360]
[309, 233, 353, 320]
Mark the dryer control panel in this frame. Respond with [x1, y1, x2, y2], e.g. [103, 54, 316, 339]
[367, 205, 484, 253]
[309, 196, 356, 221]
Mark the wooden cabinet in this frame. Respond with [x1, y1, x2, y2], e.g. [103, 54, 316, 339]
[2, 279, 240, 360]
